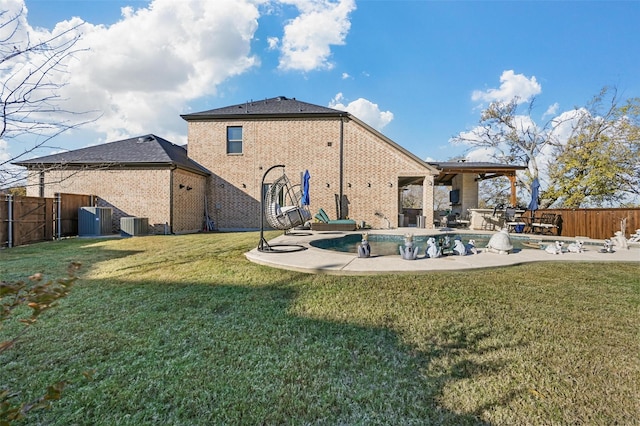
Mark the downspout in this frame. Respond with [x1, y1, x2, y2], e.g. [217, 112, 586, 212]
[169, 166, 176, 234]
[338, 115, 344, 219]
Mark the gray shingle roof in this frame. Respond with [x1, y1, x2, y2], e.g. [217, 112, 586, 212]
[181, 96, 347, 120]
[13, 134, 210, 175]
[428, 161, 527, 171]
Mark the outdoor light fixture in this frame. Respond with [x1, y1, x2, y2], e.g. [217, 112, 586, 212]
[388, 183, 393, 187]
[242, 183, 246, 188]
[186, 186, 192, 191]
[326, 183, 330, 188]
[367, 182, 371, 187]
[179, 184, 185, 189]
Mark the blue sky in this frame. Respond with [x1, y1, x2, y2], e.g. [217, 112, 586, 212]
[4, 0, 640, 165]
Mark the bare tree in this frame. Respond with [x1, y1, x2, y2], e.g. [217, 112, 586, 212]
[452, 97, 573, 206]
[0, 7, 95, 190]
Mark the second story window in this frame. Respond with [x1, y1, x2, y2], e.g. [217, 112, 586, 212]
[227, 126, 243, 154]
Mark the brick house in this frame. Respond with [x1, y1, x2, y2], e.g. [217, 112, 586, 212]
[15, 135, 210, 234]
[15, 96, 524, 233]
[181, 96, 440, 230]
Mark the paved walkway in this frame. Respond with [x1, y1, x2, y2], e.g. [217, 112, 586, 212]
[245, 228, 640, 275]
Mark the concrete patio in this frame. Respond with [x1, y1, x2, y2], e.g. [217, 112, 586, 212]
[245, 228, 640, 275]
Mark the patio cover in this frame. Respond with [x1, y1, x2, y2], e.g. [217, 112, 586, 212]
[427, 161, 527, 207]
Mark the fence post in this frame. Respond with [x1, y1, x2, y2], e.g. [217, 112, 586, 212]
[55, 193, 62, 240]
[7, 194, 13, 248]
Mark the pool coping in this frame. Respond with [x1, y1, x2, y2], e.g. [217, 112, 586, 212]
[245, 228, 640, 275]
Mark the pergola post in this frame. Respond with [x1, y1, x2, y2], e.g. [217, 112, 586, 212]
[507, 173, 517, 207]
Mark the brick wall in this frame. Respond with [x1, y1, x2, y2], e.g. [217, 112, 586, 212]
[172, 168, 207, 233]
[26, 167, 205, 234]
[187, 116, 436, 229]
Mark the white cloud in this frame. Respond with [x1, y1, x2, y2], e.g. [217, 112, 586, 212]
[277, 0, 356, 71]
[465, 147, 496, 163]
[471, 70, 542, 104]
[61, 0, 262, 140]
[329, 93, 394, 130]
[267, 36, 279, 50]
[0, 0, 263, 146]
[341, 72, 350, 79]
[2, 0, 358, 161]
[543, 102, 559, 118]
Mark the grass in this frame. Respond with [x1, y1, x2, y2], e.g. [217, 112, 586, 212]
[1, 232, 639, 425]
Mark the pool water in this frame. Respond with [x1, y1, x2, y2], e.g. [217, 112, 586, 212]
[310, 233, 535, 256]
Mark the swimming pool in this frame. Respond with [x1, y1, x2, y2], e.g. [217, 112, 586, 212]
[310, 233, 536, 256]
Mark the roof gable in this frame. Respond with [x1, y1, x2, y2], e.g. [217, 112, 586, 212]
[13, 134, 210, 175]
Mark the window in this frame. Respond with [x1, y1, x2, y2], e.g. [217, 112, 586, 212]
[227, 126, 243, 154]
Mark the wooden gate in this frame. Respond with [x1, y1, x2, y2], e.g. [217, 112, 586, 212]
[1, 193, 95, 248]
[0, 195, 54, 247]
[56, 193, 95, 238]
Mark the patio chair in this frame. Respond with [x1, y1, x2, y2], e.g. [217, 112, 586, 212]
[481, 204, 505, 230]
[504, 208, 526, 233]
[311, 208, 357, 231]
[531, 213, 558, 235]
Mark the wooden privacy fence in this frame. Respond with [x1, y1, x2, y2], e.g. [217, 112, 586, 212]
[0, 193, 96, 248]
[541, 208, 640, 240]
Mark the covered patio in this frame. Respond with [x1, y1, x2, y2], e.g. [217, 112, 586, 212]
[397, 161, 527, 228]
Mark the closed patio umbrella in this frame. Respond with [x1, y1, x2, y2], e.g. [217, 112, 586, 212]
[302, 170, 310, 206]
[525, 177, 540, 232]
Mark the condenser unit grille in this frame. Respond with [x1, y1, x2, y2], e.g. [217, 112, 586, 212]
[120, 217, 149, 237]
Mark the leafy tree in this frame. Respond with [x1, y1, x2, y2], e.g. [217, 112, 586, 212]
[0, 262, 80, 424]
[546, 88, 640, 207]
[0, 6, 94, 190]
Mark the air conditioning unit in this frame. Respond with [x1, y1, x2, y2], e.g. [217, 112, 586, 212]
[78, 207, 113, 236]
[120, 217, 149, 237]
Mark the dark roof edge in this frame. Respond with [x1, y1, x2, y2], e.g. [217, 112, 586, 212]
[180, 111, 349, 121]
[14, 161, 211, 176]
[428, 161, 528, 171]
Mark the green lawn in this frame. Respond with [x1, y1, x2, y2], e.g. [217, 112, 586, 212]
[1, 232, 639, 425]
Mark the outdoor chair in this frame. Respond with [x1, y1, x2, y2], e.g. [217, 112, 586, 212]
[264, 173, 311, 231]
[311, 208, 357, 231]
[531, 213, 558, 235]
[446, 212, 470, 228]
[504, 208, 527, 233]
[482, 204, 505, 230]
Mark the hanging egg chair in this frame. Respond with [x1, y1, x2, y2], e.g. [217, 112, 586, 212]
[264, 173, 311, 230]
[258, 165, 311, 252]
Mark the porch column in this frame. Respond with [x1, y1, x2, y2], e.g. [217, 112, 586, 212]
[507, 173, 517, 207]
[422, 175, 435, 229]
